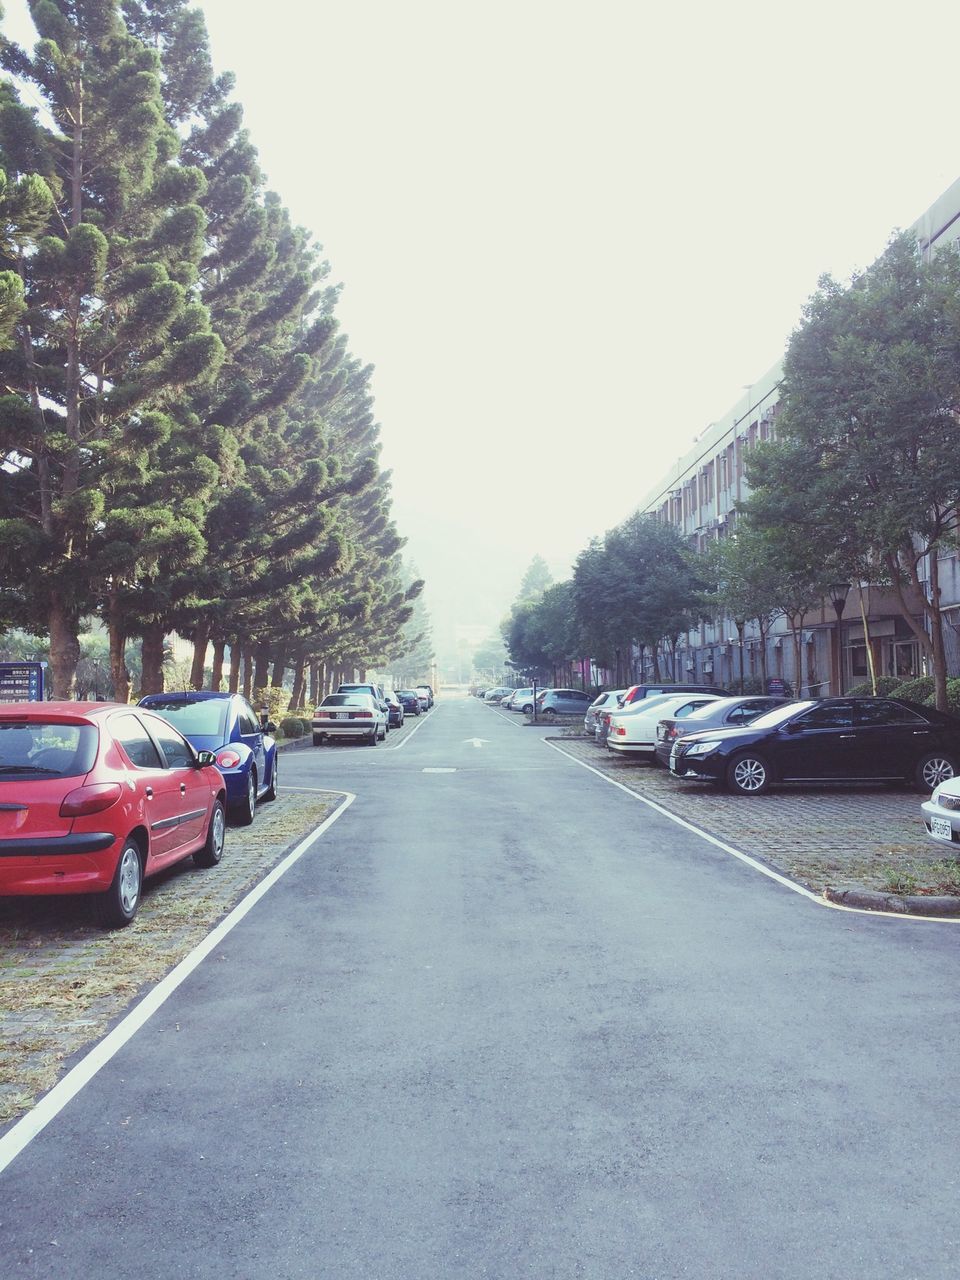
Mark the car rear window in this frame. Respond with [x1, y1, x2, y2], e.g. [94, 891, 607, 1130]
[140, 698, 229, 736]
[321, 694, 369, 707]
[0, 721, 98, 778]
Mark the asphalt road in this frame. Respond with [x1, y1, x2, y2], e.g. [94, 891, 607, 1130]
[2, 696, 960, 1279]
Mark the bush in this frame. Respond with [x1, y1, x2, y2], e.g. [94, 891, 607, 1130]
[893, 675, 935, 705]
[253, 686, 290, 722]
[847, 676, 903, 697]
[279, 715, 304, 739]
[925, 678, 960, 716]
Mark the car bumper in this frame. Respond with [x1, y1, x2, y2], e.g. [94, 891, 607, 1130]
[607, 738, 655, 755]
[921, 799, 960, 847]
[0, 833, 120, 895]
[669, 750, 723, 780]
[312, 723, 375, 738]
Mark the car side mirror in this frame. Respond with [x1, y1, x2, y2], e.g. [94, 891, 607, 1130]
[782, 722, 801, 734]
[265, 721, 278, 734]
[197, 749, 217, 767]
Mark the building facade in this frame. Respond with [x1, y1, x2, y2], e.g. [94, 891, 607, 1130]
[633, 176, 960, 696]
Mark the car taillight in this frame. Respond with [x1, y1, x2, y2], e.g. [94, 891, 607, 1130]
[59, 783, 123, 817]
[216, 749, 242, 769]
[353, 711, 372, 718]
[616, 726, 626, 736]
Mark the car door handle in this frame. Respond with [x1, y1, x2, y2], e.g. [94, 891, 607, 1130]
[913, 730, 931, 735]
[839, 734, 856, 740]
[180, 783, 187, 795]
[144, 787, 153, 799]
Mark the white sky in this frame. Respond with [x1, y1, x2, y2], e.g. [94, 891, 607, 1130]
[7, 0, 960, 658]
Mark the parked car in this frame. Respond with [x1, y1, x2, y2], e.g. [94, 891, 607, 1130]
[668, 697, 960, 794]
[416, 684, 435, 708]
[383, 689, 404, 727]
[537, 689, 593, 719]
[312, 692, 388, 745]
[595, 692, 682, 744]
[138, 691, 279, 826]
[0, 702, 226, 928]
[921, 774, 960, 847]
[338, 682, 391, 731]
[584, 689, 627, 738]
[396, 689, 422, 716]
[620, 682, 728, 708]
[653, 696, 791, 767]
[483, 687, 512, 703]
[607, 694, 722, 759]
[505, 687, 536, 713]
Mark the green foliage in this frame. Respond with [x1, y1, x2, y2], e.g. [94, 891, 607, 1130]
[927, 678, 960, 716]
[278, 715, 304, 739]
[895, 675, 935, 705]
[253, 686, 289, 720]
[847, 676, 903, 697]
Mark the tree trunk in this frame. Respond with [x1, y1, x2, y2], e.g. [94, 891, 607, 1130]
[270, 647, 287, 688]
[309, 663, 320, 707]
[289, 653, 306, 709]
[140, 623, 165, 696]
[242, 648, 254, 700]
[190, 620, 210, 691]
[106, 593, 130, 705]
[48, 597, 80, 699]
[228, 639, 241, 694]
[253, 641, 270, 693]
[210, 640, 225, 692]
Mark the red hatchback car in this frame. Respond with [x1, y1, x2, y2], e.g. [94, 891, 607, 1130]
[0, 702, 227, 928]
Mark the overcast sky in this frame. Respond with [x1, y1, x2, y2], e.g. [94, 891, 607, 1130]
[9, 0, 960, 659]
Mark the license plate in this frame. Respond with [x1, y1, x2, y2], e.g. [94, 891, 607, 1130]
[657, 726, 665, 740]
[669, 756, 679, 774]
[931, 815, 954, 842]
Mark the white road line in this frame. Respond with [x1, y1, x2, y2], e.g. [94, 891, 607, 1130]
[0, 791, 357, 1176]
[385, 709, 432, 750]
[544, 741, 959, 925]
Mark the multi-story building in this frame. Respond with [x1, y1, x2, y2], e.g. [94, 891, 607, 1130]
[634, 175, 960, 696]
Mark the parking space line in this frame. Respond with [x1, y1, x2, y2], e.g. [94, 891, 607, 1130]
[544, 741, 959, 925]
[0, 792, 357, 1176]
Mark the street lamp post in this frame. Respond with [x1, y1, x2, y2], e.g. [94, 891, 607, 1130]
[828, 582, 851, 696]
[733, 618, 745, 694]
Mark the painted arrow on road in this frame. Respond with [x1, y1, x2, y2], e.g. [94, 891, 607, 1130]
[463, 738, 489, 748]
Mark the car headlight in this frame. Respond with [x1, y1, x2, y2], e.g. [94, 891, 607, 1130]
[684, 741, 717, 758]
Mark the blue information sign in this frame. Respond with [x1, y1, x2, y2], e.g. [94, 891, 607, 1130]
[0, 661, 45, 703]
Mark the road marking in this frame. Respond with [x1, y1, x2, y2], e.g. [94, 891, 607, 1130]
[0, 791, 358, 1176]
[543, 741, 960, 925]
[463, 738, 489, 747]
[423, 767, 456, 773]
[384, 708, 433, 751]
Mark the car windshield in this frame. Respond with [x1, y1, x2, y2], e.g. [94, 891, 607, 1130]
[614, 693, 682, 717]
[0, 721, 98, 777]
[141, 698, 229, 736]
[747, 700, 816, 729]
[682, 698, 742, 721]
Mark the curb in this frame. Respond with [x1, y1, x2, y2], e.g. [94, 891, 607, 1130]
[824, 887, 960, 917]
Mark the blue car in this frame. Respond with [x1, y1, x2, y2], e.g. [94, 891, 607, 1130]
[137, 692, 279, 825]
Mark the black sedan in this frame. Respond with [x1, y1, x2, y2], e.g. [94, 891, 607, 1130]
[668, 697, 960, 795]
[396, 689, 422, 716]
[654, 695, 791, 767]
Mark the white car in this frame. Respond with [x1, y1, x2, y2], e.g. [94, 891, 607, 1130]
[584, 689, 627, 737]
[921, 776, 960, 847]
[595, 691, 683, 744]
[312, 692, 388, 745]
[606, 694, 722, 759]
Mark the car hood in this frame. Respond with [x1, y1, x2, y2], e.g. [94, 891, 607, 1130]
[678, 725, 762, 746]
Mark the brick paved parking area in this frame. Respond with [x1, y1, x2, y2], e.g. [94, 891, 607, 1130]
[0, 790, 342, 1129]
[553, 734, 959, 901]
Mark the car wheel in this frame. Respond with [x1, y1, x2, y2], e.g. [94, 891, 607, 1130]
[541, 708, 556, 719]
[521, 704, 533, 715]
[367, 729, 378, 745]
[264, 756, 278, 802]
[96, 838, 143, 929]
[312, 733, 323, 746]
[194, 800, 226, 867]
[233, 770, 257, 825]
[915, 752, 957, 792]
[726, 752, 772, 795]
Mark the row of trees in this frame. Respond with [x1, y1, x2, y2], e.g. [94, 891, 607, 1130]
[504, 232, 960, 709]
[0, 0, 430, 700]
